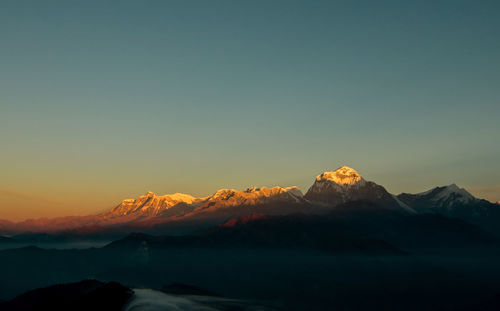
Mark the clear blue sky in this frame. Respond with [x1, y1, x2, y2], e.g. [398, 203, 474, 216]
[1, 0, 499, 219]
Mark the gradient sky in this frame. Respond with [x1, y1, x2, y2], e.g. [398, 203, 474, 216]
[1, 0, 499, 220]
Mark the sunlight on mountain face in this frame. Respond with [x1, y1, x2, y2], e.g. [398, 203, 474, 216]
[3, 165, 498, 236]
[104, 186, 304, 218]
[315, 166, 364, 185]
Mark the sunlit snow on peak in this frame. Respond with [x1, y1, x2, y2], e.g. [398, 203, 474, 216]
[316, 166, 364, 186]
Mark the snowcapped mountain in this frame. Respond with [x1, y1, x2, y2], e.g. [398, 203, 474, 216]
[398, 184, 500, 235]
[0, 166, 498, 236]
[397, 184, 478, 212]
[102, 186, 305, 219]
[193, 186, 304, 211]
[106, 166, 412, 223]
[304, 166, 414, 213]
[103, 192, 201, 217]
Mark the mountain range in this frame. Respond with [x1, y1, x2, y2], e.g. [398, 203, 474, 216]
[0, 166, 499, 236]
[1, 167, 500, 310]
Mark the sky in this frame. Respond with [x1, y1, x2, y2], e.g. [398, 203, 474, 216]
[1, 0, 499, 220]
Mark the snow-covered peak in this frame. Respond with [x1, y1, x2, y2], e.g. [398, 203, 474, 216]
[158, 193, 197, 204]
[281, 186, 304, 198]
[210, 186, 303, 201]
[106, 191, 200, 217]
[304, 166, 412, 212]
[442, 183, 462, 194]
[107, 185, 306, 217]
[440, 184, 476, 202]
[315, 166, 364, 186]
[142, 191, 157, 198]
[243, 186, 303, 197]
[417, 184, 476, 204]
[198, 186, 304, 210]
[133, 191, 197, 204]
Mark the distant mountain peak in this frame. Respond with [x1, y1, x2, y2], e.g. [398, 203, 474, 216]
[203, 186, 304, 209]
[3, 166, 499, 236]
[101, 185, 305, 219]
[316, 166, 364, 186]
[161, 193, 197, 203]
[211, 186, 302, 198]
[104, 191, 199, 218]
[304, 166, 410, 212]
[397, 183, 483, 216]
[143, 191, 157, 197]
[134, 191, 197, 203]
[417, 184, 476, 204]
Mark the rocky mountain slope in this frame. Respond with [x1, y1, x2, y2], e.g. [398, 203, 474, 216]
[0, 166, 498, 236]
[304, 166, 414, 212]
[398, 184, 500, 235]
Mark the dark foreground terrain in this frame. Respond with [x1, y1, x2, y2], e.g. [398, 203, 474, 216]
[2, 246, 500, 310]
[0, 280, 274, 311]
[2, 210, 500, 310]
[0, 280, 132, 311]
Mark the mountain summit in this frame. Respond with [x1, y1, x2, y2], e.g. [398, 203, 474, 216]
[315, 166, 365, 186]
[101, 186, 305, 220]
[1, 165, 498, 236]
[304, 166, 412, 212]
[397, 184, 478, 212]
[104, 192, 200, 217]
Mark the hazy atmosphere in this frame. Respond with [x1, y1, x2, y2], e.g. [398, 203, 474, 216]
[1, 0, 499, 220]
[3, 2, 500, 311]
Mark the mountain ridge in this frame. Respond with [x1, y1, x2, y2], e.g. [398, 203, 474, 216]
[1, 166, 498, 236]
